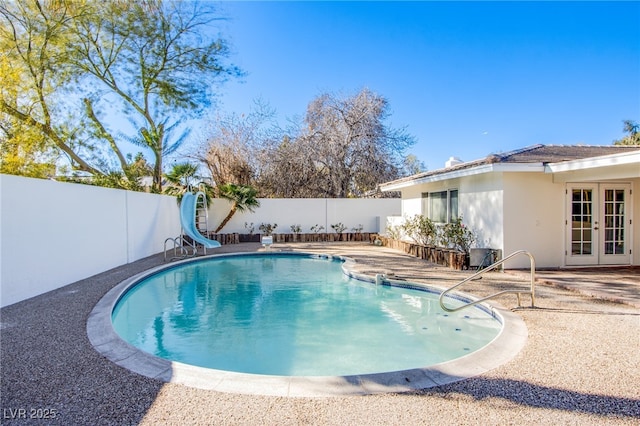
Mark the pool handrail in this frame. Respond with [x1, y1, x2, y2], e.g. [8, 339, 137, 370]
[439, 250, 536, 312]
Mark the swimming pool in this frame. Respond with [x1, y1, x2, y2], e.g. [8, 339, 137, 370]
[88, 251, 527, 396]
[112, 253, 501, 376]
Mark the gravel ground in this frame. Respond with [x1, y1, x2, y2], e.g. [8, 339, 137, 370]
[1, 242, 638, 425]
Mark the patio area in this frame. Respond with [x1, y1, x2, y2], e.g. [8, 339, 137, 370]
[1, 242, 638, 425]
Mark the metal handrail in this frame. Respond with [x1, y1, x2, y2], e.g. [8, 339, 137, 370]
[439, 250, 536, 312]
[164, 236, 196, 262]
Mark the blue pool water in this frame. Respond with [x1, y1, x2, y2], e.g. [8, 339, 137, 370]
[112, 253, 502, 376]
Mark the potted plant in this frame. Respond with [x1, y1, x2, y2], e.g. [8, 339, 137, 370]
[259, 223, 277, 236]
[290, 224, 302, 242]
[442, 217, 476, 269]
[310, 224, 325, 242]
[240, 222, 260, 243]
[331, 222, 347, 241]
[259, 223, 277, 247]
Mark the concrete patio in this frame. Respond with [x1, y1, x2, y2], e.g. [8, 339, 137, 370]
[1, 242, 638, 425]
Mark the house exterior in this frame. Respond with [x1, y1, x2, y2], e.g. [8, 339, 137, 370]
[380, 145, 640, 269]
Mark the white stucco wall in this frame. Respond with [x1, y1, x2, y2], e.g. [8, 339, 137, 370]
[397, 174, 505, 253]
[394, 171, 566, 269]
[0, 175, 400, 308]
[207, 198, 400, 234]
[398, 185, 425, 218]
[125, 190, 183, 261]
[392, 166, 639, 269]
[502, 172, 565, 268]
[458, 173, 505, 251]
[0, 175, 180, 307]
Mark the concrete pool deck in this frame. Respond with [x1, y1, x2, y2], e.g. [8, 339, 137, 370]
[1, 242, 639, 425]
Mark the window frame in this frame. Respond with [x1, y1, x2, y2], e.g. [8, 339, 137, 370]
[421, 189, 459, 223]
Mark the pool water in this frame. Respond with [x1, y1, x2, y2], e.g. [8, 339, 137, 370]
[112, 254, 502, 376]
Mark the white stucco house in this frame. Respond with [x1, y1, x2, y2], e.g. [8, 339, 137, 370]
[380, 144, 640, 269]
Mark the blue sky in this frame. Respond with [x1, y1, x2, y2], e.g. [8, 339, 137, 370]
[213, 1, 640, 171]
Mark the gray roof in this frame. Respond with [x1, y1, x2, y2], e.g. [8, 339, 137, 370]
[383, 144, 640, 188]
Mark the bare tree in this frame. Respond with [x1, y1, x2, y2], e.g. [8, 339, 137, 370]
[400, 154, 426, 177]
[198, 102, 275, 187]
[201, 136, 255, 187]
[297, 88, 414, 197]
[256, 134, 326, 197]
[198, 89, 415, 198]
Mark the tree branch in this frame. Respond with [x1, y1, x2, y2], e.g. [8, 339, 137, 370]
[1, 101, 102, 175]
[83, 98, 128, 170]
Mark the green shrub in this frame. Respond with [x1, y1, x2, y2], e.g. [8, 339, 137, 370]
[401, 215, 437, 246]
[440, 216, 476, 253]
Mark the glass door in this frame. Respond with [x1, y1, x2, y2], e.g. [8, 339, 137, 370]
[566, 186, 598, 265]
[566, 184, 631, 266]
[600, 186, 629, 265]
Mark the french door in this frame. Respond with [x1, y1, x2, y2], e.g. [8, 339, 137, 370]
[565, 183, 631, 266]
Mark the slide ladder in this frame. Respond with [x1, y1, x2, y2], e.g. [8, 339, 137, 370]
[164, 191, 221, 261]
[195, 192, 208, 235]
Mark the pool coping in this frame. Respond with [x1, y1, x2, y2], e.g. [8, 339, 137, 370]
[87, 251, 528, 397]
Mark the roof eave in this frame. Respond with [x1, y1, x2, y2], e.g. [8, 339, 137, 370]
[380, 162, 545, 191]
[545, 149, 640, 173]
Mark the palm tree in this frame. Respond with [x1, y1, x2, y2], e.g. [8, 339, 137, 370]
[613, 120, 640, 146]
[214, 183, 261, 233]
[164, 162, 213, 204]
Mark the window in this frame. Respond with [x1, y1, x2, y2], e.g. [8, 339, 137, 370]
[448, 190, 458, 222]
[422, 189, 459, 223]
[430, 191, 447, 223]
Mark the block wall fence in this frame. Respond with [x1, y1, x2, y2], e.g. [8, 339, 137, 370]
[0, 175, 400, 307]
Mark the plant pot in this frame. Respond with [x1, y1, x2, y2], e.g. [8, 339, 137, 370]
[239, 233, 261, 243]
